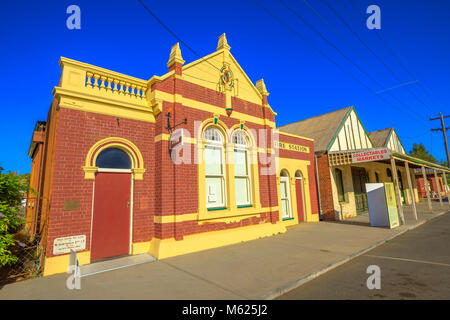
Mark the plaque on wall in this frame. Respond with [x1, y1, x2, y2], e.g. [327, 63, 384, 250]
[64, 200, 80, 211]
[53, 235, 86, 255]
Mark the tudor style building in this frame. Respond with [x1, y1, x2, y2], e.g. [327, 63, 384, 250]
[26, 34, 319, 276]
[279, 106, 450, 221]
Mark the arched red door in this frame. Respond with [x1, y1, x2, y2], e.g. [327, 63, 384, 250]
[295, 178, 305, 222]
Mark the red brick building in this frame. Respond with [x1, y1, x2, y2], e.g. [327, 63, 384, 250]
[27, 34, 319, 275]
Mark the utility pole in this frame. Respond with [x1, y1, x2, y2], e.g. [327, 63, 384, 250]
[430, 113, 450, 167]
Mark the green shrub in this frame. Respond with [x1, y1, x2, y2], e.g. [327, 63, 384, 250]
[0, 167, 28, 268]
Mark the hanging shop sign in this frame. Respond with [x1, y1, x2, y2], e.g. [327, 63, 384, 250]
[274, 141, 310, 153]
[352, 148, 391, 163]
[53, 235, 86, 255]
[169, 129, 184, 150]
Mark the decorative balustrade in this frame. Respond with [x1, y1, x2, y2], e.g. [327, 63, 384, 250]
[85, 71, 147, 100]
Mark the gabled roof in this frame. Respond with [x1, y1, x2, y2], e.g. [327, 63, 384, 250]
[278, 107, 351, 152]
[368, 128, 391, 148]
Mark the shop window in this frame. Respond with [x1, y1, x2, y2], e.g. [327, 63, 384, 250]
[95, 148, 131, 169]
[280, 170, 292, 220]
[335, 168, 345, 202]
[233, 131, 251, 207]
[204, 127, 226, 209]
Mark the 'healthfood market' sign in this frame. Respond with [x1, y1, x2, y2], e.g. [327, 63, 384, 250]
[352, 148, 391, 163]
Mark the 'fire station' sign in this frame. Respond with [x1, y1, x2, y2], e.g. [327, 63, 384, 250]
[352, 148, 391, 163]
[274, 141, 310, 153]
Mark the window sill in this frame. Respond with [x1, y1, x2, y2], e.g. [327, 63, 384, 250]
[207, 207, 227, 211]
[282, 217, 294, 221]
[237, 204, 252, 209]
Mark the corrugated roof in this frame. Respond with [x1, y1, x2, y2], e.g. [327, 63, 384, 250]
[368, 128, 391, 148]
[277, 107, 351, 152]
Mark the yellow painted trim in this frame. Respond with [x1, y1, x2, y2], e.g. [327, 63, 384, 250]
[154, 206, 279, 224]
[132, 241, 151, 255]
[152, 90, 276, 128]
[83, 137, 146, 180]
[59, 57, 148, 86]
[149, 222, 286, 259]
[43, 251, 91, 276]
[154, 133, 170, 143]
[154, 133, 197, 144]
[55, 88, 155, 123]
[278, 131, 314, 142]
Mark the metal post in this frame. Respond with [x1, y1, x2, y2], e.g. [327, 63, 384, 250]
[442, 170, 450, 208]
[434, 169, 443, 208]
[405, 162, 417, 221]
[439, 113, 450, 166]
[390, 158, 405, 224]
[421, 166, 433, 214]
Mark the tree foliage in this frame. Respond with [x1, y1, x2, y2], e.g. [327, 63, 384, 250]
[0, 166, 29, 267]
[408, 143, 438, 164]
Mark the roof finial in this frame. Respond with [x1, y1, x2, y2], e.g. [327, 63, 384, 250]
[256, 79, 269, 96]
[167, 42, 185, 68]
[217, 33, 231, 51]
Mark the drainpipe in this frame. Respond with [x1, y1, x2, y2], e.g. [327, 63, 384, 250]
[314, 153, 323, 220]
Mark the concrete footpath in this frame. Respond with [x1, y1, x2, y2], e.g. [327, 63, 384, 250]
[0, 201, 448, 300]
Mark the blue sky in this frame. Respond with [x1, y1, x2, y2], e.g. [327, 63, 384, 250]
[1, 0, 449, 174]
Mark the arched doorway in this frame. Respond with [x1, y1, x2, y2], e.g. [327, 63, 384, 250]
[295, 171, 305, 222]
[91, 147, 133, 261]
[280, 170, 292, 220]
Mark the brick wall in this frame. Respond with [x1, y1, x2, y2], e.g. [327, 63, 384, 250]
[316, 154, 335, 220]
[46, 108, 155, 257]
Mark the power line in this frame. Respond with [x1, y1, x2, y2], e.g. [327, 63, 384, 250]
[279, 0, 429, 123]
[346, 0, 442, 112]
[252, 0, 430, 127]
[302, 0, 432, 116]
[319, 0, 434, 115]
[136, 0, 260, 99]
[136, 0, 220, 73]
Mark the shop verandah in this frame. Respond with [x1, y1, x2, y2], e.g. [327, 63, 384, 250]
[327, 148, 450, 222]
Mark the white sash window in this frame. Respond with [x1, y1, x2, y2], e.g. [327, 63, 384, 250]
[233, 131, 251, 206]
[204, 127, 226, 209]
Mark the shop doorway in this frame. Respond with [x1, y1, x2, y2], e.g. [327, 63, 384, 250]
[351, 167, 369, 214]
[91, 148, 132, 261]
[295, 171, 305, 222]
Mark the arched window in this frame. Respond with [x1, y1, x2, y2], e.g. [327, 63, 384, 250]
[375, 172, 380, 183]
[387, 168, 392, 181]
[280, 170, 292, 220]
[204, 127, 226, 209]
[232, 131, 251, 207]
[95, 148, 131, 169]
